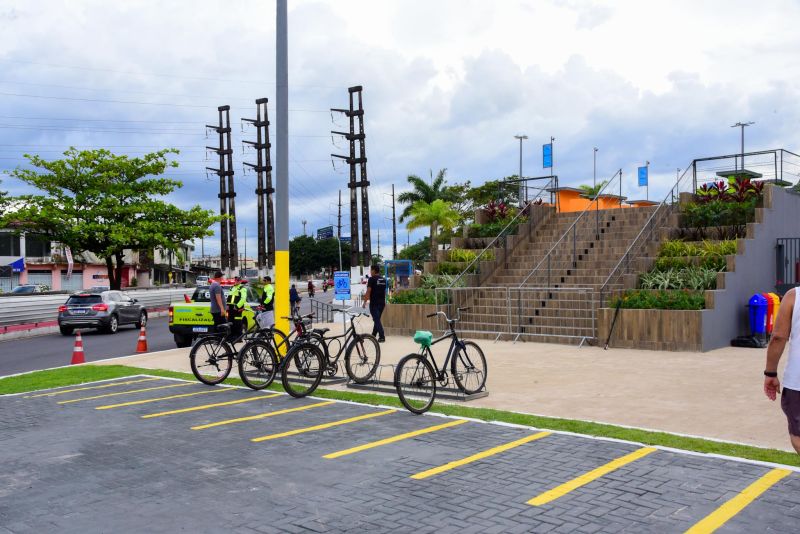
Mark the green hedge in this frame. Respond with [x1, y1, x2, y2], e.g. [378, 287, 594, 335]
[611, 289, 705, 310]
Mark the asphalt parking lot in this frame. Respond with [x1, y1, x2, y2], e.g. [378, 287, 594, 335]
[2, 376, 799, 533]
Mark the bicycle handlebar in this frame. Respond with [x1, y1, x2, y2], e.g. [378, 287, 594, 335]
[426, 308, 470, 322]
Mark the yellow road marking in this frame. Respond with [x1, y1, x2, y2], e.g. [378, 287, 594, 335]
[191, 401, 336, 430]
[26, 378, 160, 398]
[251, 409, 396, 443]
[141, 393, 282, 418]
[95, 388, 227, 410]
[684, 468, 792, 534]
[324, 419, 469, 459]
[527, 447, 657, 506]
[411, 431, 552, 480]
[57, 382, 193, 404]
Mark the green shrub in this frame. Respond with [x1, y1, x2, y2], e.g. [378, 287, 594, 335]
[659, 240, 700, 257]
[611, 289, 705, 310]
[639, 267, 718, 290]
[700, 255, 727, 271]
[447, 248, 495, 263]
[420, 273, 465, 289]
[654, 256, 691, 271]
[389, 288, 438, 305]
[680, 198, 756, 229]
[468, 216, 521, 238]
[436, 262, 465, 275]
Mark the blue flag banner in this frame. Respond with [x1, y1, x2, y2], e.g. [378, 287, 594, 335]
[638, 166, 648, 187]
[543, 143, 553, 169]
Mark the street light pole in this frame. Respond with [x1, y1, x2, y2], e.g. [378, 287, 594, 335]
[731, 121, 754, 172]
[593, 147, 598, 188]
[275, 0, 290, 337]
[514, 134, 528, 207]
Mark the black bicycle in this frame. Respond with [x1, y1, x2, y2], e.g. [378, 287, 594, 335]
[190, 323, 251, 386]
[310, 308, 380, 384]
[394, 308, 487, 414]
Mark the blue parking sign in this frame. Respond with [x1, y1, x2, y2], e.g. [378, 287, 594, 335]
[334, 271, 351, 300]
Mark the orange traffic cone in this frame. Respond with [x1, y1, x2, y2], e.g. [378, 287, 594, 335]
[71, 331, 85, 365]
[136, 325, 148, 353]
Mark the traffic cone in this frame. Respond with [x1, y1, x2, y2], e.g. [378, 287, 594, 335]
[136, 325, 148, 353]
[71, 331, 85, 365]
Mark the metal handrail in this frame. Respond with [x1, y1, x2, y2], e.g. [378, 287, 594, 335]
[448, 177, 555, 288]
[597, 163, 695, 307]
[517, 169, 623, 288]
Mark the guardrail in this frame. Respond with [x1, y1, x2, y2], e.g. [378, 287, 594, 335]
[0, 288, 195, 327]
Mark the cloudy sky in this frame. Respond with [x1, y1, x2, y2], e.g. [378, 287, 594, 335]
[1, 0, 799, 258]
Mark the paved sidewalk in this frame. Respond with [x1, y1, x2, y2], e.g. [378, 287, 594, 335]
[96, 320, 795, 452]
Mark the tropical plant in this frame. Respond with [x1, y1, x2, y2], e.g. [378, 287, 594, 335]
[484, 200, 509, 223]
[397, 168, 454, 222]
[405, 199, 460, 260]
[639, 267, 719, 291]
[578, 180, 608, 199]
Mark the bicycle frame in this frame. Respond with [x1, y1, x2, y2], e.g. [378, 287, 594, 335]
[319, 313, 361, 364]
[420, 328, 465, 384]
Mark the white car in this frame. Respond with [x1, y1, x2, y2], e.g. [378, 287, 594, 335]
[196, 275, 210, 286]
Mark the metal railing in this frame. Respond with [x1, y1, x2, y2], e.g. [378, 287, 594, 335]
[448, 177, 556, 288]
[432, 286, 595, 345]
[309, 298, 346, 323]
[517, 169, 623, 289]
[0, 288, 194, 327]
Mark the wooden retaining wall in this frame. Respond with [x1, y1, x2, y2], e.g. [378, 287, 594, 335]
[381, 303, 440, 336]
[597, 308, 703, 351]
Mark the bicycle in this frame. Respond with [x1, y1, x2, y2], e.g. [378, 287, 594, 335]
[190, 323, 258, 386]
[393, 307, 487, 414]
[310, 307, 380, 384]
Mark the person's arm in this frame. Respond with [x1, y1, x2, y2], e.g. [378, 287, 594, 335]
[364, 278, 373, 305]
[765, 289, 795, 401]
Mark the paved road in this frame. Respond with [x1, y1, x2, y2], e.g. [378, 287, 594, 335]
[0, 292, 337, 377]
[2, 375, 798, 533]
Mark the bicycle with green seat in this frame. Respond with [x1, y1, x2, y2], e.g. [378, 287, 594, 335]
[393, 307, 487, 414]
[308, 307, 380, 384]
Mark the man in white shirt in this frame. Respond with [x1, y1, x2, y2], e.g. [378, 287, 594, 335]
[764, 287, 800, 454]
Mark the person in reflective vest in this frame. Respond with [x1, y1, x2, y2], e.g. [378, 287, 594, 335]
[258, 276, 275, 329]
[227, 277, 248, 339]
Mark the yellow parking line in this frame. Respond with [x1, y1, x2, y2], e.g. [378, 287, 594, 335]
[324, 419, 469, 459]
[141, 393, 282, 418]
[411, 431, 551, 480]
[684, 468, 791, 534]
[191, 401, 336, 430]
[26, 378, 160, 398]
[527, 447, 657, 506]
[251, 409, 396, 443]
[57, 382, 193, 404]
[95, 388, 227, 410]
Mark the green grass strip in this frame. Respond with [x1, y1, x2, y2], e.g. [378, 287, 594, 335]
[3, 364, 798, 468]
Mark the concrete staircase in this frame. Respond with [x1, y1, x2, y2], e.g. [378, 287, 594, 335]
[450, 206, 657, 343]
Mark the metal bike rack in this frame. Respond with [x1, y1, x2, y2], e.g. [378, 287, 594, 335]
[346, 364, 489, 402]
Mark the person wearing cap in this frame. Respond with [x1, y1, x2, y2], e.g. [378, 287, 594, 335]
[258, 276, 275, 329]
[209, 270, 227, 331]
[227, 276, 248, 340]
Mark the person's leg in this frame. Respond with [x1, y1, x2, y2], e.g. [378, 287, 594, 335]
[374, 303, 385, 340]
[791, 434, 800, 454]
[781, 388, 800, 454]
[369, 303, 378, 336]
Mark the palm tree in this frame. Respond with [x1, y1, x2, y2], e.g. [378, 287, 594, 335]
[578, 180, 609, 199]
[405, 199, 460, 261]
[397, 168, 452, 222]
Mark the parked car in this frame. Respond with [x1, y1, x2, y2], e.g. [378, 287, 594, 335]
[195, 275, 210, 286]
[10, 284, 48, 294]
[58, 290, 148, 336]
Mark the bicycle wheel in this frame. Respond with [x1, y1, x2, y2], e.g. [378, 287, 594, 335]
[238, 340, 278, 390]
[394, 353, 436, 414]
[344, 334, 381, 384]
[281, 342, 324, 398]
[451, 341, 487, 395]
[190, 337, 233, 385]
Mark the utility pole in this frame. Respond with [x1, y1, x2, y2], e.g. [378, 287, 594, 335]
[337, 190, 343, 240]
[242, 97, 274, 275]
[275, 0, 290, 335]
[302, 219, 307, 236]
[206, 105, 236, 275]
[514, 134, 528, 206]
[593, 147, 598, 189]
[331, 86, 370, 271]
[731, 121, 754, 172]
[377, 228, 380, 259]
[243, 227, 247, 275]
[391, 184, 397, 260]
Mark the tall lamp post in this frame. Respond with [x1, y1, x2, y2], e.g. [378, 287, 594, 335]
[731, 121, 754, 172]
[593, 147, 599, 188]
[514, 134, 528, 207]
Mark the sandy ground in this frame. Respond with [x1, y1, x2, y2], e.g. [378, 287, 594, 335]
[96, 317, 795, 453]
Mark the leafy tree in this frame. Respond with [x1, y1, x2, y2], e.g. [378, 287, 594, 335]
[0, 179, 7, 217]
[578, 180, 608, 199]
[397, 236, 430, 269]
[405, 199, 460, 260]
[466, 177, 519, 208]
[289, 236, 351, 275]
[397, 168, 458, 222]
[3, 148, 217, 289]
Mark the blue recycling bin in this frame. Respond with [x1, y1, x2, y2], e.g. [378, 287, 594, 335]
[748, 294, 768, 335]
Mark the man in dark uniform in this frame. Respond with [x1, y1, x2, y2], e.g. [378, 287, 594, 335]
[364, 264, 387, 342]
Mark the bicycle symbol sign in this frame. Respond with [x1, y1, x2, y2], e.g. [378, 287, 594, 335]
[333, 271, 351, 300]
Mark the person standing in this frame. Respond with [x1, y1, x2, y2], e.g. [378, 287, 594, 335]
[363, 264, 387, 343]
[227, 276, 248, 340]
[289, 284, 301, 313]
[307, 278, 315, 299]
[764, 287, 800, 454]
[258, 276, 275, 329]
[209, 270, 227, 331]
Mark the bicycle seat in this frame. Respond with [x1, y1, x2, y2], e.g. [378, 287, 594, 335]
[313, 328, 330, 335]
[413, 330, 433, 348]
